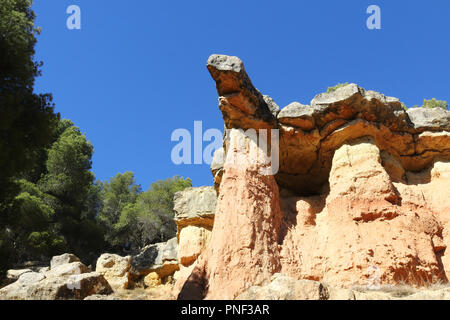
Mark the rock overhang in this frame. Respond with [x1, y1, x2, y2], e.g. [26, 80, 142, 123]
[207, 54, 450, 195]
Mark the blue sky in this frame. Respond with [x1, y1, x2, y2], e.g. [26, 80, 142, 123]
[32, 0, 450, 189]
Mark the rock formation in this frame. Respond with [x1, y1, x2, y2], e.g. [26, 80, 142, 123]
[130, 237, 179, 285]
[96, 254, 132, 290]
[176, 54, 450, 300]
[172, 187, 217, 297]
[0, 254, 112, 300]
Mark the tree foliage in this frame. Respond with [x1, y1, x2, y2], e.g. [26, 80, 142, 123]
[422, 98, 448, 110]
[97, 172, 142, 248]
[99, 175, 192, 251]
[0, 0, 58, 209]
[0, 0, 58, 274]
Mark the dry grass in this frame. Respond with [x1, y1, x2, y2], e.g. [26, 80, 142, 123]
[351, 278, 450, 298]
[113, 284, 176, 300]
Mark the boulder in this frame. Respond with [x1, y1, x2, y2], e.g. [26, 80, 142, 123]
[45, 262, 89, 278]
[206, 54, 277, 130]
[406, 107, 450, 132]
[173, 186, 217, 236]
[50, 253, 80, 269]
[96, 254, 132, 290]
[178, 226, 211, 267]
[131, 237, 179, 280]
[236, 274, 329, 300]
[0, 268, 112, 300]
[4, 269, 33, 286]
[144, 272, 161, 288]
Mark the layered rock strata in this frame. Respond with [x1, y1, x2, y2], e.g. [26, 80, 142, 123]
[176, 54, 450, 299]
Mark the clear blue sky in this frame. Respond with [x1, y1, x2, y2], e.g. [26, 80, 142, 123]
[32, 0, 450, 189]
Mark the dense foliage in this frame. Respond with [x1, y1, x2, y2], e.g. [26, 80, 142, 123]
[0, 1, 192, 276]
[421, 98, 448, 110]
[98, 174, 192, 252]
[0, 0, 58, 274]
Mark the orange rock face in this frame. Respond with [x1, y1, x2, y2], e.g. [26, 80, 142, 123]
[178, 129, 283, 299]
[175, 55, 450, 299]
[279, 137, 448, 287]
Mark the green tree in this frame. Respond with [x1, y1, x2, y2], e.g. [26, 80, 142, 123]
[97, 172, 142, 249]
[38, 122, 105, 263]
[0, 0, 58, 274]
[0, 179, 66, 263]
[133, 176, 192, 248]
[422, 98, 448, 110]
[100, 175, 192, 251]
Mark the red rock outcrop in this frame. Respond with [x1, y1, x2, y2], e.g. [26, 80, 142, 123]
[176, 54, 450, 299]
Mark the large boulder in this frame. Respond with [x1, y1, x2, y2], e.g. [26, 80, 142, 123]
[178, 226, 211, 267]
[173, 186, 217, 234]
[4, 269, 33, 286]
[50, 253, 80, 269]
[406, 107, 450, 132]
[236, 274, 329, 300]
[0, 256, 112, 300]
[96, 254, 132, 290]
[131, 237, 179, 282]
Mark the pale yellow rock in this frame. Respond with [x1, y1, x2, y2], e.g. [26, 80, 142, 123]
[96, 254, 132, 290]
[178, 226, 211, 267]
[144, 272, 161, 288]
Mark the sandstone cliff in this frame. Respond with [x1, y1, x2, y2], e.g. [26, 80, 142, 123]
[176, 54, 450, 300]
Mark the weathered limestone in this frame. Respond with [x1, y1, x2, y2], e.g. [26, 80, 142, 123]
[96, 254, 132, 290]
[50, 253, 80, 269]
[173, 187, 217, 235]
[178, 226, 211, 267]
[0, 255, 112, 300]
[174, 54, 450, 300]
[236, 274, 329, 300]
[130, 237, 179, 284]
[173, 186, 216, 270]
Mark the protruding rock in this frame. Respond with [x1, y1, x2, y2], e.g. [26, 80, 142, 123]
[263, 95, 281, 117]
[207, 54, 277, 130]
[407, 107, 450, 132]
